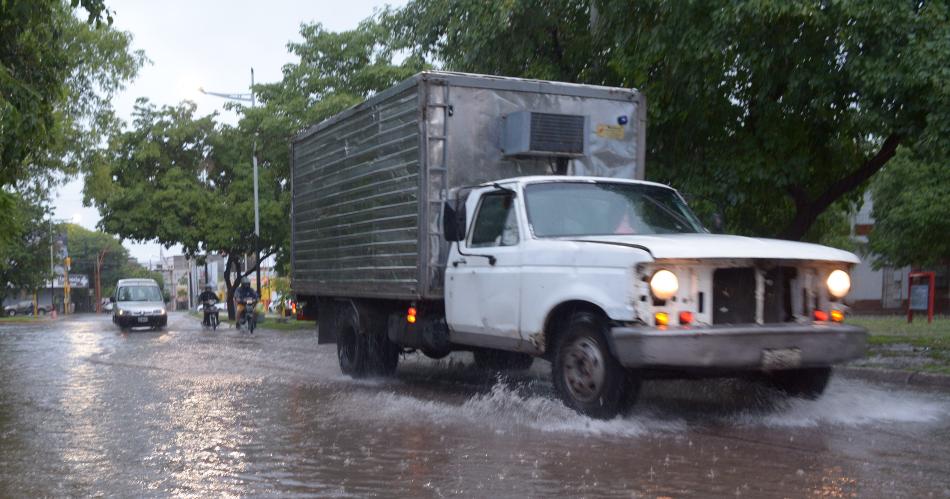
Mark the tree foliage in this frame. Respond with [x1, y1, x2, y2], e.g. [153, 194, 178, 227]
[868, 152, 950, 268]
[0, 192, 51, 303]
[84, 99, 285, 316]
[389, 0, 950, 241]
[65, 223, 160, 298]
[0, 0, 144, 244]
[0, 0, 143, 183]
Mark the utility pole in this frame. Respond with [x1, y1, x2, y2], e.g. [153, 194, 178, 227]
[95, 249, 108, 313]
[49, 217, 54, 314]
[199, 67, 262, 295]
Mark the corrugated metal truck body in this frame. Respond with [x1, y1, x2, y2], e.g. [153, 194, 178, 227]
[291, 71, 645, 301]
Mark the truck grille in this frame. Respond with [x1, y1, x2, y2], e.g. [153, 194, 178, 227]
[712, 265, 798, 325]
[763, 266, 797, 323]
[712, 268, 755, 324]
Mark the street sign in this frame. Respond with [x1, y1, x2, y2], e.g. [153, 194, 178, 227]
[910, 284, 929, 311]
[907, 271, 935, 323]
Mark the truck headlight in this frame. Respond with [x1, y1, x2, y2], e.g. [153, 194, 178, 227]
[827, 270, 851, 298]
[650, 270, 679, 300]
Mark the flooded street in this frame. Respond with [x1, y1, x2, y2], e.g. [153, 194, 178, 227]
[1, 313, 948, 497]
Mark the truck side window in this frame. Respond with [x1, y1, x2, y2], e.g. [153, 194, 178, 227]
[469, 192, 519, 248]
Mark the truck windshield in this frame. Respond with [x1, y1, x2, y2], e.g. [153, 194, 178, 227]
[524, 182, 705, 237]
[117, 286, 163, 302]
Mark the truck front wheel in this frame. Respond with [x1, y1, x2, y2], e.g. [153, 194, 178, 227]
[553, 312, 638, 419]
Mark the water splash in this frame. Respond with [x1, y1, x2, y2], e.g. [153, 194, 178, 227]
[332, 379, 684, 437]
[735, 377, 948, 428]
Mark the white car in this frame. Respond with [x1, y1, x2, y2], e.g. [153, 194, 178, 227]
[112, 278, 167, 330]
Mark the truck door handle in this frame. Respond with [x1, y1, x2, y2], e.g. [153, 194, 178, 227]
[452, 258, 467, 267]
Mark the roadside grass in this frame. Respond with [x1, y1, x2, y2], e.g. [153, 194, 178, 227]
[849, 314, 950, 375]
[0, 315, 49, 324]
[187, 311, 312, 332]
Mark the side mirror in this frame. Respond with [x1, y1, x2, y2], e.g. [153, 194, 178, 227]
[442, 200, 466, 242]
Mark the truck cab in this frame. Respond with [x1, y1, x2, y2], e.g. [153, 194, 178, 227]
[439, 176, 866, 418]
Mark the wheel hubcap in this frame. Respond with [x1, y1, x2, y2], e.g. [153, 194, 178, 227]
[562, 337, 606, 403]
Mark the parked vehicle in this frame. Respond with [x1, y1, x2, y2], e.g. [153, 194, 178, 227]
[291, 72, 866, 418]
[4, 300, 49, 316]
[111, 278, 167, 330]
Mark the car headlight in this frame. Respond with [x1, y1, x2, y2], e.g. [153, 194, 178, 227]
[158, 308, 166, 315]
[650, 269, 679, 300]
[118, 309, 125, 316]
[827, 270, 851, 298]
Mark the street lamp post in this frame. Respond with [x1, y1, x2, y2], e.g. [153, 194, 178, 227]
[199, 68, 261, 294]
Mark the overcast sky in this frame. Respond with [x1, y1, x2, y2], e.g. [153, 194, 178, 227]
[52, 0, 405, 265]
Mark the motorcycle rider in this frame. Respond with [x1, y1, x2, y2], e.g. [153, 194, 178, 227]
[234, 277, 259, 328]
[198, 284, 219, 326]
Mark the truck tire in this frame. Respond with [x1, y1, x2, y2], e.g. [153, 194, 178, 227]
[472, 349, 534, 371]
[366, 328, 399, 376]
[337, 302, 399, 378]
[766, 367, 831, 399]
[337, 318, 369, 377]
[552, 311, 639, 419]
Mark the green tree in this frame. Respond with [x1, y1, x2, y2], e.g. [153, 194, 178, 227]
[389, 0, 950, 241]
[868, 153, 950, 268]
[0, 0, 144, 239]
[0, 192, 51, 305]
[84, 100, 259, 315]
[65, 223, 160, 302]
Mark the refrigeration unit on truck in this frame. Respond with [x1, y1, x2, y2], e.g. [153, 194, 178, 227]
[290, 71, 867, 418]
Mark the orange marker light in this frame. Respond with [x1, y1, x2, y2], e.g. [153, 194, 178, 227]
[407, 306, 417, 324]
[813, 310, 829, 322]
[655, 312, 669, 327]
[679, 311, 693, 325]
[830, 309, 844, 322]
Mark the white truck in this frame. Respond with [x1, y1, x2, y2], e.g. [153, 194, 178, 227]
[291, 72, 866, 418]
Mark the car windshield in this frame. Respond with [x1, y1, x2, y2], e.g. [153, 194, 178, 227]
[524, 181, 705, 237]
[117, 285, 163, 302]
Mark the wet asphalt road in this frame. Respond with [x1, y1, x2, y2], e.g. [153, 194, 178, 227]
[0, 313, 948, 498]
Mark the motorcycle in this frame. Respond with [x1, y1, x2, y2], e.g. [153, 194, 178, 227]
[202, 300, 219, 331]
[235, 296, 258, 333]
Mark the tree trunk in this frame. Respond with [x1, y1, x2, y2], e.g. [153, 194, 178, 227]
[779, 134, 901, 241]
[224, 254, 235, 320]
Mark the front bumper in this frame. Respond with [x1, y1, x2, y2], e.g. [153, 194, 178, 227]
[609, 323, 867, 370]
[116, 314, 167, 328]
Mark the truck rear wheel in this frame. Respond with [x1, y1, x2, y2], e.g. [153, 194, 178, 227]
[472, 349, 534, 371]
[336, 302, 399, 378]
[766, 367, 831, 399]
[337, 320, 368, 377]
[553, 311, 638, 419]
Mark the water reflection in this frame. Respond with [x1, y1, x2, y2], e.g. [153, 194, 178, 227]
[0, 314, 947, 497]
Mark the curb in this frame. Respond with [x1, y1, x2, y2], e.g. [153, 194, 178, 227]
[836, 366, 950, 391]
